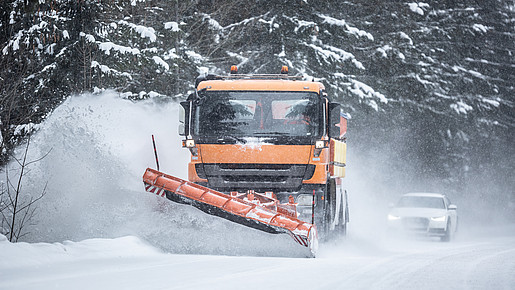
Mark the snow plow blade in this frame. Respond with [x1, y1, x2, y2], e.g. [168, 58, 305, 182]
[143, 168, 318, 257]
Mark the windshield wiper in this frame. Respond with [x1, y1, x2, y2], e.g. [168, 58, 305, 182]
[253, 132, 290, 136]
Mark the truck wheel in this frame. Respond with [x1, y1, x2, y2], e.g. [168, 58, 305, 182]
[319, 180, 336, 241]
[335, 188, 347, 237]
[344, 190, 349, 223]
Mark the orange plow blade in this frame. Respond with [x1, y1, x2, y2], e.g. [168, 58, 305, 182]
[143, 168, 318, 257]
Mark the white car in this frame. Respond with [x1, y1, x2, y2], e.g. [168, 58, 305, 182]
[387, 193, 458, 241]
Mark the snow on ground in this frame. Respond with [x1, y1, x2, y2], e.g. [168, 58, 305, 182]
[1, 91, 514, 289]
[1, 226, 515, 290]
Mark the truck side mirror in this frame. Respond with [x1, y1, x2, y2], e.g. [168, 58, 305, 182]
[328, 102, 345, 139]
[179, 101, 190, 136]
[178, 123, 185, 136]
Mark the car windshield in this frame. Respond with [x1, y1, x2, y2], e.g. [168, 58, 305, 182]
[193, 91, 320, 138]
[396, 196, 445, 209]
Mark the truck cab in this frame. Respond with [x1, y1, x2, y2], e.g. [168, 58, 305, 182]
[179, 67, 348, 237]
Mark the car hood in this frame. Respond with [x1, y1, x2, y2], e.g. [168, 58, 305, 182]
[389, 207, 447, 218]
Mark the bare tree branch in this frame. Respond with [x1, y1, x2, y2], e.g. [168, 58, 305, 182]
[1, 135, 48, 242]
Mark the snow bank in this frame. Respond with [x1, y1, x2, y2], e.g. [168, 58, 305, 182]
[0, 235, 161, 269]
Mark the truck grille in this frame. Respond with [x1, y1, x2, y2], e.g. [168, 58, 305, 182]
[201, 163, 310, 191]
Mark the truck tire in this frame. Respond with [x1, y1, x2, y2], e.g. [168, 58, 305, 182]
[324, 178, 350, 240]
[319, 179, 335, 240]
[335, 188, 347, 237]
[345, 190, 349, 224]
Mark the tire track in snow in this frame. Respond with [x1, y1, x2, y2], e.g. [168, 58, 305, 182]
[463, 240, 515, 289]
[315, 239, 514, 289]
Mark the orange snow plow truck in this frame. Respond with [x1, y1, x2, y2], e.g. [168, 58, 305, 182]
[143, 66, 349, 257]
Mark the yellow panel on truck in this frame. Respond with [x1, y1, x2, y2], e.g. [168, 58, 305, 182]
[330, 139, 347, 178]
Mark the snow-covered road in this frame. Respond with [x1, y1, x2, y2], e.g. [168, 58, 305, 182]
[1, 227, 514, 290]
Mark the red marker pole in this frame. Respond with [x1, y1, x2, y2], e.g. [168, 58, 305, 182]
[152, 135, 160, 171]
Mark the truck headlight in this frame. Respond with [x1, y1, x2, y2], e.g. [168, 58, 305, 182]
[387, 214, 400, 220]
[431, 216, 446, 222]
[296, 194, 314, 206]
[315, 140, 326, 149]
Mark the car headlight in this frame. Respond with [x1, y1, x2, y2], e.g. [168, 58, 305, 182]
[431, 216, 446, 222]
[388, 214, 400, 220]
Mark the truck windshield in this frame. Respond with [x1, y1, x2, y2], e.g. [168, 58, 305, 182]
[193, 91, 320, 138]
